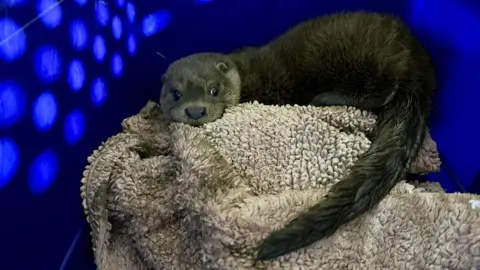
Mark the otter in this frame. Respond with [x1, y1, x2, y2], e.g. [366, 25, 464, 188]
[160, 11, 436, 260]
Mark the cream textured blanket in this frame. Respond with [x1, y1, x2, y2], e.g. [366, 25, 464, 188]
[81, 101, 480, 270]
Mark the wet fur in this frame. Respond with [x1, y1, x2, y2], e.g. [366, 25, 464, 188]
[160, 11, 436, 260]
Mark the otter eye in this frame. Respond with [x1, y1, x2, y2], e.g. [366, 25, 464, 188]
[171, 89, 182, 101]
[210, 88, 219, 97]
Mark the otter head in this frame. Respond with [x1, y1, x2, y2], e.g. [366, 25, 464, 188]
[160, 53, 241, 126]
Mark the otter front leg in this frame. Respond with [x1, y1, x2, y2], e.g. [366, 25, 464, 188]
[311, 90, 396, 112]
[311, 91, 359, 107]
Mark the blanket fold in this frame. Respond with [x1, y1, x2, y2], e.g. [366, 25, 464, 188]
[81, 101, 480, 270]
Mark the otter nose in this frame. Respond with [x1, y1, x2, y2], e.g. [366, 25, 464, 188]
[185, 106, 206, 120]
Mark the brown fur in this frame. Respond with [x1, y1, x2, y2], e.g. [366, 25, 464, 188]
[160, 54, 241, 126]
[160, 11, 436, 260]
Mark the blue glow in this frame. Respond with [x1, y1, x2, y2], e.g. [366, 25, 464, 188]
[75, 0, 87, 6]
[68, 59, 85, 92]
[34, 45, 62, 84]
[91, 77, 107, 107]
[112, 16, 123, 40]
[410, 0, 480, 54]
[70, 19, 88, 51]
[142, 10, 172, 37]
[38, 0, 62, 29]
[0, 138, 19, 189]
[0, 81, 26, 128]
[195, 0, 213, 4]
[126, 2, 135, 23]
[64, 109, 85, 145]
[5, 0, 27, 6]
[28, 150, 58, 195]
[92, 35, 106, 63]
[111, 53, 123, 78]
[0, 18, 26, 62]
[115, 0, 124, 8]
[95, 0, 109, 27]
[33, 91, 58, 132]
[127, 34, 136, 56]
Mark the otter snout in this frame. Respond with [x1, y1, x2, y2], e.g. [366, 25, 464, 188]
[185, 106, 207, 120]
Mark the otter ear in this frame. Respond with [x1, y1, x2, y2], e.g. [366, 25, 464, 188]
[216, 61, 230, 73]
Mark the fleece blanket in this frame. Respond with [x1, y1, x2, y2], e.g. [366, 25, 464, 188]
[81, 101, 480, 270]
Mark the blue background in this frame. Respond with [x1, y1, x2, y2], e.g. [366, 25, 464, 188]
[0, 0, 479, 269]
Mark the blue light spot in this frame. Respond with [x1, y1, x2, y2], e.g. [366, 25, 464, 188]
[70, 19, 88, 51]
[111, 52, 123, 78]
[33, 91, 57, 132]
[0, 137, 19, 189]
[112, 16, 122, 40]
[5, 0, 27, 7]
[142, 10, 172, 37]
[95, 0, 109, 27]
[34, 45, 62, 84]
[0, 81, 26, 128]
[64, 109, 85, 145]
[74, 0, 87, 6]
[126, 2, 135, 23]
[38, 0, 62, 29]
[127, 34, 136, 56]
[195, 0, 213, 4]
[91, 77, 106, 107]
[115, 0, 124, 8]
[92, 35, 106, 63]
[68, 59, 85, 92]
[28, 150, 58, 195]
[0, 18, 26, 62]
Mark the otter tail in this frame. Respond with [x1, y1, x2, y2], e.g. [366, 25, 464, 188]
[256, 84, 431, 260]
